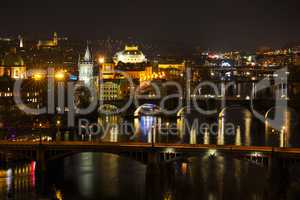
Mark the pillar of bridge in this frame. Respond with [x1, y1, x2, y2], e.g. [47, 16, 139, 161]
[35, 146, 48, 196]
[36, 146, 46, 173]
[147, 150, 159, 165]
[146, 163, 161, 200]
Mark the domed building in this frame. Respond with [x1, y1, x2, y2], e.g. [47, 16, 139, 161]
[0, 48, 26, 79]
[113, 45, 147, 64]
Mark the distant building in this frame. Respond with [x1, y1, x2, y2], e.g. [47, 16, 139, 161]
[113, 45, 147, 65]
[99, 81, 122, 100]
[99, 57, 116, 80]
[79, 44, 94, 87]
[37, 32, 58, 49]
[0, 48, 26, 79]
[113, 45, 152, 82]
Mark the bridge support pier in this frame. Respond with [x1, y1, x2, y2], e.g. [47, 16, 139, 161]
[147, 150, 159, 165]
[35, 145, 47, 196]
[36, 145, 46, 173]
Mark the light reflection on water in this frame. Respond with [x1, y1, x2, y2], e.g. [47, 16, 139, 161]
[0, 162, 36, 199]
[1, 106, 300, 199]
[97, 106, 298, 147]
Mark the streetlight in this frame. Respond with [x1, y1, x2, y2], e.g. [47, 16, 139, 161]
[33, 74, 43, 81]
[98, 57, 105, 64]
[55, 71, 65, 80]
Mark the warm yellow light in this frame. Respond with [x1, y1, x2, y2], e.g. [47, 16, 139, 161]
[125, 45, 138, 51]
[55, 71, 65, 80]
[98, 57, 105, 64]
[33, 74, 43, 81]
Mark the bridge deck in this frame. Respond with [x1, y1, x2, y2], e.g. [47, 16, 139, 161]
[0, 141, 299, 156]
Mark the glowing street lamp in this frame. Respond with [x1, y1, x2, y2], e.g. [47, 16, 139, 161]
[55, 71, 65, 80]
[33, 74, 43, 81]
[56, 120, 61, 126]
[98, 57, 105, 64]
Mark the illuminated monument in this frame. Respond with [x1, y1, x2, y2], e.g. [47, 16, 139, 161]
[113, 45, 147, 65]
[0, 48, 26, 79]
[79, 44, 94, 87]
[112, 45, 151, 80]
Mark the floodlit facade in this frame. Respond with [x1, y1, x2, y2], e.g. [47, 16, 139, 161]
[0, 48, 26, 79]
[113, 45, 147, 64]
[79, 45, 94, 87]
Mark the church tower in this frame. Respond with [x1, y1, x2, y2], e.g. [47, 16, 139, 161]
[18, 35, 24, 48]
[79, 44, 94, 87]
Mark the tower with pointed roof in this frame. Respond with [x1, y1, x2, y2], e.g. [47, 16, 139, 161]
[18, 35, 23, 48]
[79, 44, 94, 87]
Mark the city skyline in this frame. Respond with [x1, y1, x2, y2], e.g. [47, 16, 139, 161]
[1, 0, 300, 51]
[0, 1, 300, 199]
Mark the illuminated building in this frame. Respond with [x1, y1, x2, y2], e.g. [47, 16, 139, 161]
[98, 45, 153, 98]
[37, 32, 58, 49]
[100, 81, 122, 100]
[0, 48, 26, 79]
[99, 57, 116, 80]
[98, 58, 122, 100]
[156, 61, 185, 80]
[79, 44, 94, 87]
[113, 45, 147, 64]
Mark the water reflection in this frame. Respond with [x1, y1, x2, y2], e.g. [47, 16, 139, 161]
[134, 116, 161, 143]
[235, 126, 241, 146]
[0, 162, 36, 199]
[98, 115, 123, 142]
[265, 107, 297, 147]
[1, 104, 300, 199]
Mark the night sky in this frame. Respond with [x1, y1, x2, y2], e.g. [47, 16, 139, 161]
[1, 0, 299, 51]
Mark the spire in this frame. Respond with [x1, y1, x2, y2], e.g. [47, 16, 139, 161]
[18, 35, 23, 48]
[84, 43, 92, 62]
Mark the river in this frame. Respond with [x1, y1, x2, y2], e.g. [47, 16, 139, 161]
[1, 106, 300, 199]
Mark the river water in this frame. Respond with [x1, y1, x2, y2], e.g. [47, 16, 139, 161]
[1, 107, 300, 199]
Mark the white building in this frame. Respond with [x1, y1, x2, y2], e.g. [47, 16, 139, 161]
[113, 45, 147, 64]
[79, 45, 94, 87]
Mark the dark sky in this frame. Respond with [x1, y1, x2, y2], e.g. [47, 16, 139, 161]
[1, 0, 299, 51]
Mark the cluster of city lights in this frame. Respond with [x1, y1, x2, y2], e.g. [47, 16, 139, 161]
[140, 71, 166, 81]
[32, 70, 66, 81]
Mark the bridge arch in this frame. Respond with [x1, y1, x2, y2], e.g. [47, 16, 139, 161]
[47, 151, 149, 165]
[176, 106, 209, 117]
[264, 106, 298, 132]
[218, 106, 251, 118]
[134, 104, 162, 118]
[177, 106, 187, 117]
[264, 106, 297, 120]
[46, 149, 183, 165]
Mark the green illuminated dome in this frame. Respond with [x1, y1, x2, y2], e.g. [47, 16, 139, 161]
[2, 50, 25, 67]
